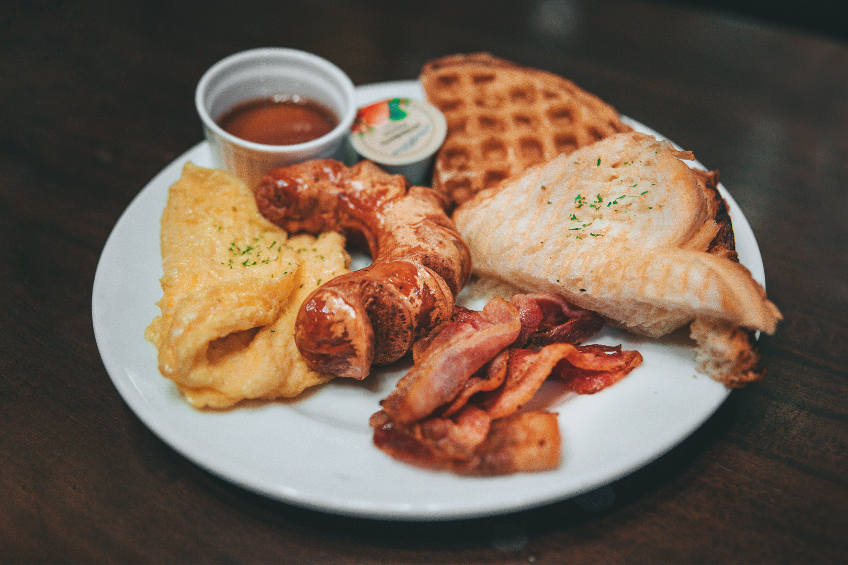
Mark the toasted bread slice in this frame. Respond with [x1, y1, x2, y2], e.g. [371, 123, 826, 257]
[453, 132, 781, 386]
[420, 53, 632, 208]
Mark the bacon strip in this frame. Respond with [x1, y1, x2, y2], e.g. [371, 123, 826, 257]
[441, 349, 509, 417]
[553, 344, 644, 394]
[371, 293, 643, 475]
[511, 293, 605, 347]
[481, 346, 572, 420]
[371, 407, 560, 475]
[379, 297, 521, 424]
[471, 411, 561, 475]
[480, 343, 643, 418]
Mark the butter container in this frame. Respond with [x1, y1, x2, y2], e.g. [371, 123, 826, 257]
[348, 98, 446, 185]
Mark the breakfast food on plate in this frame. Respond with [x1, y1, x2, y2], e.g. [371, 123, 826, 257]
[370, 293, 642, 475]
[145, 163, 349, 408]
[420, 52, 632, 207]
[142, 52, 777, 478]
[254, 159, 472, 380]
[453, 131, 782, 387]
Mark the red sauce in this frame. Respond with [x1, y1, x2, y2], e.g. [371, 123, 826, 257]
[217, 96, 338, 146]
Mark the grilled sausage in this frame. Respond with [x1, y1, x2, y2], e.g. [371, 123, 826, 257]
[254, 159, 472, 379]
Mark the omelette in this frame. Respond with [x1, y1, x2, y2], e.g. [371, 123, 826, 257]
[145, 162, 349, 408]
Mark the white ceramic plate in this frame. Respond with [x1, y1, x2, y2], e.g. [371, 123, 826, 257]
[92, 80, 765, 520]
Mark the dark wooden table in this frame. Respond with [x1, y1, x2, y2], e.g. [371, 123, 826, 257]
[2, 0, 846, 562]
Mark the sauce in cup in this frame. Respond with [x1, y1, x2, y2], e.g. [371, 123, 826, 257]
[217, 95, 339, 146]
[195, 47, 356, 188]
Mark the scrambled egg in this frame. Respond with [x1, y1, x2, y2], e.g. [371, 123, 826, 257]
[145, 162, 349, 408]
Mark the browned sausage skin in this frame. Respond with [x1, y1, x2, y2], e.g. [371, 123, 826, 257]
[254, 159, 472, 379]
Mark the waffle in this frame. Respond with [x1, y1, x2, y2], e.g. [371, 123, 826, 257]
[420, 53, 632, 207]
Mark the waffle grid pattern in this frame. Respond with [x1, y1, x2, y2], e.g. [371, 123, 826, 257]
[421, 53, 632, 207]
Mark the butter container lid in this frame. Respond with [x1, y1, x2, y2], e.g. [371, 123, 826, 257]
[349, 98, 446, 184]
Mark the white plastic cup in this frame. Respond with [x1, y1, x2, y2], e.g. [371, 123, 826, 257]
[195, 48, 357, 188]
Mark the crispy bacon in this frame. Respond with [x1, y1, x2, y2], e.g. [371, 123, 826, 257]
[510, 293, 605, 347]
[471, 411, 561, 475]
[371, 294, 643, 475]
[372, 407, 560, 475]
[481, 346, 574, 420]
[379, 297, 521, 424]
[372, 404, 491, 467]
[441, 349, 509, 417]
[553, 344, 643, 394]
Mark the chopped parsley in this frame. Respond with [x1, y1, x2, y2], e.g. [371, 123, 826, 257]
[223, 236, 281, 268]
[565, 184, 654, 239]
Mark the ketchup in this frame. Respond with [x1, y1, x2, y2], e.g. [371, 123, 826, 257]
[217, 95, 338, 146]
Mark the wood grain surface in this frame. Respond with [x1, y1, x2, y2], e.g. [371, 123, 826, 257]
[1, 0, 846, 562]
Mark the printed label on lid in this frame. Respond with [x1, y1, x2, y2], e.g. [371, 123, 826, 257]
[351, 98, 446, 166]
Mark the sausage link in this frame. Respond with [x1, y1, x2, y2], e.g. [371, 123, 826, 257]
[254, 159, 472, 379]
